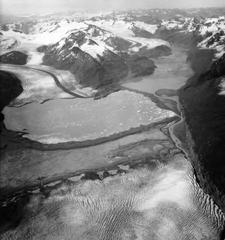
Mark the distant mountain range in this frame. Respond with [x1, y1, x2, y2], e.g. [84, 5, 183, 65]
[0, 8, 225, 89]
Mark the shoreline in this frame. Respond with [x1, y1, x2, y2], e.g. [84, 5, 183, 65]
[0, 45, 189, 198]
[1, 45, 225, 238]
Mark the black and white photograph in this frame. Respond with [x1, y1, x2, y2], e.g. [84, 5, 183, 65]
[0, 0, 225, 239]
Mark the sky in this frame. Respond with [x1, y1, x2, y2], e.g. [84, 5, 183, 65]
[1, 0, 225, 16]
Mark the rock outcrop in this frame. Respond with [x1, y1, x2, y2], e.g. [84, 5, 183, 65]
[39, 29, 166, 88]
[128, 56, 156, 77]
[0, 51, 28, 65]
[0, 71, 23, 112]
[40, 32, 129, 88]
[179, 51, 225, 221]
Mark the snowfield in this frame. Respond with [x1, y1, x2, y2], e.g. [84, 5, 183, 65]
[86, 19, 170, 52]
[0, 11, 225, 93]
[1, 12, 224, 60]
[1, 17, 170, 62]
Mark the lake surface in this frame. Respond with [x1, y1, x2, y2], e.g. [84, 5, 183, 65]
[3, 90, 174, 143]
[1, 46, 224, 240]
[123, 47, 193, 93]
[3, 47, 191, 144]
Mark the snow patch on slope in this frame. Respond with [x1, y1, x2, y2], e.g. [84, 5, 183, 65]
[218, 77, 225, 96]
[198, 17, 225, 58]
[27, 51, 44, 65]
[134, 21, 158, 34]
[86, 19, 134, 38]
[199, 16, 225, 36]
[32, 21, 88, 45]
[86, 19, 170, 52]
[80, 41, 105, 59]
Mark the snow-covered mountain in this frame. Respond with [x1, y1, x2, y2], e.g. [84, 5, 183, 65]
[0, 16, 168, 88]
[38, 23, 164, 87]
[0, 8, 225, 88]
[197, 17, 225, 58]
[159, 15, 225, 58]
